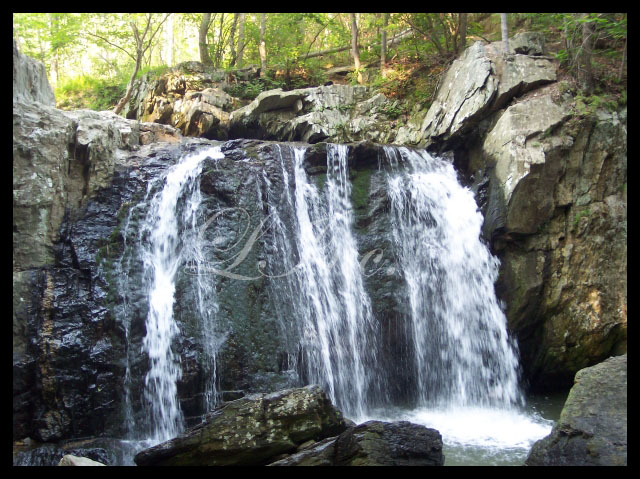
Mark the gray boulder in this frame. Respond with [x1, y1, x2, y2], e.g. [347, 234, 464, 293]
[509, 32, 547, 56]
[134, 385, 348, 466]
[525, 354, 627, 466]
[58, 454, 106, 466]
[228, 84, 401, 144]
[420, 36, 556, 148]
[13, 39, 56, 106]
[334, 421, 444, 466]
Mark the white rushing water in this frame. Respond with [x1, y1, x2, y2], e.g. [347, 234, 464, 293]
[109, 142, 551, 464]
[138, 146, 224, 443]
[292, 144, 378, 421]
[262, 144, 380, 422]
[375, 146, 551, 464]
[384, 146, 523, 408]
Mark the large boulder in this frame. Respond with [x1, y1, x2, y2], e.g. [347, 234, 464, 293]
[525, 354, 627, 466]
[333, 420, 444, 466]
[268, 420, 444, 466]
[134, 385, 348, 466]
[419, 36, 556, 149]
[482, 90, 571, 234]
[13, 39, 56, 106]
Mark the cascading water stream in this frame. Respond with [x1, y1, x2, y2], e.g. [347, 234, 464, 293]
[142, 148, 206, 441]
[262, 144, 381, 422]
[104, 141, 551, 465]
[375, 146, 551, 464]
[384, 146, 523, 409]
[121, 146, 224, 444]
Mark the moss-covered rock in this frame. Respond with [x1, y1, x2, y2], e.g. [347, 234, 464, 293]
[134, 385, 347, 466]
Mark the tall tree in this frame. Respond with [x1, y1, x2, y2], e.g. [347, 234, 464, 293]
[500, 13, 509, 55]
[229, 13, 239, 67]
[350, 13, 362, 84]
[199, 13, 213, 66]
[578, 13, 595, 95]
[259, 13, 267, 76]
[381, 12, 389, 75]
[164, 13, 174, 67]
[237, 13, 246, 68]
[458, 13, 467, 53]
[89, 13, 171, 115]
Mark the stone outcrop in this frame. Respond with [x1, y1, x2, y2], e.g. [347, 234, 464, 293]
[470, 89, 627, 389]
[121, 63, 240, 140]
[13, 39, 56, 106]
[13, 44, 184, 442]
[228, 84, 403, 144]
[417, 40, 556, 149]
[134, 386, 348, 466]
[525, 354, 627, 466]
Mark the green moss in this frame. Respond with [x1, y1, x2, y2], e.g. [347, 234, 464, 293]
[314, 173, 327, 192]
[572, 207, 592, 230]
[350, 168, 373, 212]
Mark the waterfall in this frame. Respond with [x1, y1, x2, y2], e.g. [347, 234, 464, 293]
[383, 146, 523, 408]
[105, 141, 545, 465]
[119, 145, 224, 443]
[262, 144, 380, 421]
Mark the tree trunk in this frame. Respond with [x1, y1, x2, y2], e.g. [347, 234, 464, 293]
[237, 13, 246, 68]
[113, 51, 141, 115]
[165, 13, 174, 67]
[199, 13, 213, 66]
[229, 13, 239, 67]
[259, 13, 267, 77]
[618, 34, 627, 82]
[500, 13, 509, 55]
[579, 13, 595, 95]
[350, 13, 362, 84]
[381, 12, 389, 76]
[458, 13, 467, 54]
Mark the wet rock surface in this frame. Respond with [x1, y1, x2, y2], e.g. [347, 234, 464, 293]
[134, 385, 348, 466]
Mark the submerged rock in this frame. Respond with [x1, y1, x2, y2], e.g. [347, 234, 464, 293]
[134, 385, 348, 466]
[525, 354, 627, 466]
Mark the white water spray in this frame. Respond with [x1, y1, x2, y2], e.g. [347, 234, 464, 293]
[139, 146, 224, 442]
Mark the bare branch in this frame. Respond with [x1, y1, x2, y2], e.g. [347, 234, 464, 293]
[85, 31, 137, 62]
